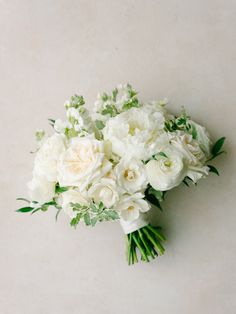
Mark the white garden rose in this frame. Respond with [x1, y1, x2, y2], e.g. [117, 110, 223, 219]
[27, 176, 55, 205]
[88, 178, 119, 208]
[57, 136, 112, 190]
[34, 134, 66, 182]
[145, 146, 187, 191]
[115, 156, 148, 194]
[60, 189, 89, 219]
[189, 120, 212, 158]
[103, 107, 165, 160]
[169, 131, 209, 183]
[115, 193, 150, 222]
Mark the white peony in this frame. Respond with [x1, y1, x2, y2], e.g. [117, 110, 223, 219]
[34, 134, 66, 182]
[57, 136, 112, 190]
[145, 146, 187, 191]
[27, 176, 55, 205]
[102, 107, 165, 160]
[114, 156, 148, 194]
[60, 189, 89, 219]
[88, 178, 119, 208]
[115, 193, 150, 222]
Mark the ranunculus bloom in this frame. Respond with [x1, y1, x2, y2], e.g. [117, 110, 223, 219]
[145, 146, 187, 191]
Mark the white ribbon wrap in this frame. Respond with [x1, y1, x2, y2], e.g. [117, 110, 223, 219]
[120, 213, 150, 234]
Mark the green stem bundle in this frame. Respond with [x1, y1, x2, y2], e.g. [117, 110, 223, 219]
[126, 225, 166, 265]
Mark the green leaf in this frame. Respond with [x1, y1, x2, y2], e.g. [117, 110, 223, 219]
[16, 207, 34, 213]
[191, 124, 197, 139]
[208, 165, 219, 176]
[91, 217, 98, 226]
[157, 152, 168, 158]
[148, 187, 164, 202]
[211, 137, 226, 156]
[106, 210, 119, 220]
[83, 212, 91, 226]
[95, 120, 105, 130]
[55, 184, 69, 194]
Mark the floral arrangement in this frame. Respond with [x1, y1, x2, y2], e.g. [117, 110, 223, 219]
[17, 84, 225, 265]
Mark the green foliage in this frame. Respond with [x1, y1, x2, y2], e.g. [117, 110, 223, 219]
[126, 225, 166, 265]
[208, 165, 219, 176]
[144, 185, 165, 211]
[65, 94, 85, 109]
[70, 202, 119, 228]
[16, 206, 34, 213]
[55, 183, 69, 194]
[95, 120, 105, 130]
[208, 137, 226, 161]
[101, 104, 118, 117]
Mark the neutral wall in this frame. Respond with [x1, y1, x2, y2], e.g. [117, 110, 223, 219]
[1, 1, 236, 313]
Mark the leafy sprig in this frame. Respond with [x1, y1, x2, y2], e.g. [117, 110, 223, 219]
[70, 202, 119, 228]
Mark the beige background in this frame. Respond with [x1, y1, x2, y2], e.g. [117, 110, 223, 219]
[1, 1, 236, 313]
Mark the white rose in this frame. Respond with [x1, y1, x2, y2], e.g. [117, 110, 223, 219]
[34, 134, 66, 182]
[57, 136, 112, 190]
[27, 176, 55, 205]
[189, 120, 212, 158]
[145, 146, 187, 191]
[115, 193, 150, 222]
[115, 156, 148, 194]
[88, 178, 119, 208]
[103, 108, 165, 160]
[60, 189, 89, 219]
[169, 131, 209, 183]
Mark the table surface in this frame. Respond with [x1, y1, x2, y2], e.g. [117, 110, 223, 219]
[1, 1, 236, 313]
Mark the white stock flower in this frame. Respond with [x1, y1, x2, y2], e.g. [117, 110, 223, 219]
[60, 189, 89, 219]
[57, 136, 112, 190]
[34, 134, 66, 182]
[145, 146, 187, 191]
[54, 119, 69, 134]
[27, 176, 55, 205]
[88, 178, 119, 208]
[115, 156, 148, 194]
[102, 107, 165, 160]
[115, 193, 150, 222]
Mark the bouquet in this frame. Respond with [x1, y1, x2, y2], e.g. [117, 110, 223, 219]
[17, 84, 225, 265]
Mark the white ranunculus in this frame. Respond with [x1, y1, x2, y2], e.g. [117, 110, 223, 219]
[60, 189, 89, 219]
[189, 120, 212, 158]
[145, 146, 187, 191]
[115, 157, 148, 194]
[57, 136, 112, 190]
[27, 176, 55, 205]
[88, 178, 119, 208]
[34, 134, 66, 182]
[102, 107, 165, 160]
[115, 193, 150, 222]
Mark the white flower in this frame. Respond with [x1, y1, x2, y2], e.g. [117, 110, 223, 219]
[145, 146, 187, 191]
[60, 189, 89, 219]
[57, 136, 112, 190]
[169, 131, 209, 183]
[27, 176, 55, 205]
[114, 157, 148, 194]
[34, 134, 66, 182]
[54, 119, 69, 134]
[115, 193, 150, 222]
[103, 107, 165, 160]
[189, 120, 212, 158]
[88, 178, 119, 208]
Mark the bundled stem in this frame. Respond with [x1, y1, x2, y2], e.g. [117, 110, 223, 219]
[126, 225, 166, 265]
